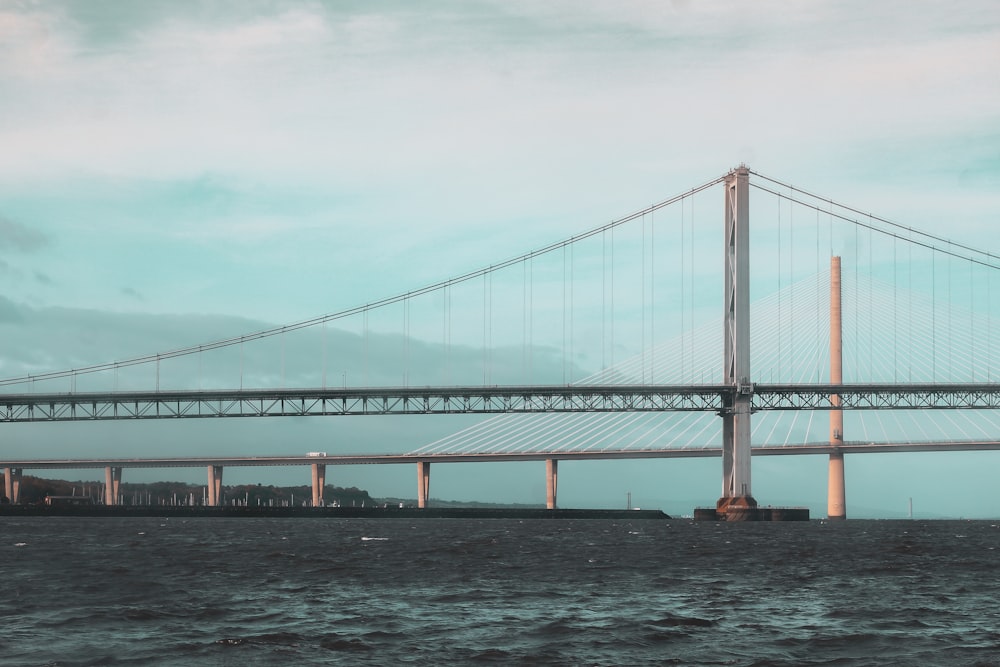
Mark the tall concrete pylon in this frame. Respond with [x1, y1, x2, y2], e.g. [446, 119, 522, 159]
[828, 256, 847, 519]
[718, 165, 756, 514]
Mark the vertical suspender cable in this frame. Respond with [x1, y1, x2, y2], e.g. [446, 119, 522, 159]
[854, 224, 859, 379]
[970, 257, 975, 381]
[610, 227, 615, 368]
[829, 200, 834, 377]
[948, 247, 952, 380]
[908, 236, 912, 382]
[680, 197, 688, 382]
[790, 189, 795, 380]
[442, 286, 447, 382]
[489, 270, 493, 384]
[483, 273, 489, 385]
[932, 252, 937, 381]
[868, 219, 873, 380]
[484, 272, 488, 385]
[602, 231, 606, 372]
[529, 256, 534, 383]
[404, 295, 410, 386]
[448, 283, 453, 384]
[690, 191, 695, 377]
[641, 212, 646, 384]
[816, 208, 821, 381]
[562, 246, 567, 384]
[523, 259, 528, 379]
[777, 194, 782, 381]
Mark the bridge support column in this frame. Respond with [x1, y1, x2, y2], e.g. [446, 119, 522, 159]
[104, 466, 122, 506]
[546, 459, 558, 509]
[311, 463, 326, 507]
[417, 461, 430, 508]
[828, 451, 846, 519]
[718, 165, 756, 515]
[207, 465, 223, 507]
[828, 256, 847, 519]
[4, 467, 22, 504]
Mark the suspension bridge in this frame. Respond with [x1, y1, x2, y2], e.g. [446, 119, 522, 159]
[3, 166, 999, 518]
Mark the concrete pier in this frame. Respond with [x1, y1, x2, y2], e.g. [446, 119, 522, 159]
[3, 467, 22, 504]
[104, 466, 122, 506]
[828, 256, 847, 520]
[417, 461, 430, 508]
[311, 463, 326, 507]
[546, 459, 558, 509]
[207, 465, 223, 507]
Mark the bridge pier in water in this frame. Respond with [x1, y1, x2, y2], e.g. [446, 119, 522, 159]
[104, 466, 122, 506]
[206, 465, 223, 507]
[546, 459, 558, 509]
[311, 463, 326, 507]
[3, 467, 22, 504]
[416, 461, 431, 508]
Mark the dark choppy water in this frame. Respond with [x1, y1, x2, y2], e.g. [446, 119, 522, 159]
[2, 517, 1000, 666]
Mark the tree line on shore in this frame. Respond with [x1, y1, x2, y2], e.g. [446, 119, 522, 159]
[3, 475, 377, 508]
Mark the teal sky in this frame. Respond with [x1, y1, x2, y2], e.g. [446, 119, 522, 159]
[1, 1, 999, 517]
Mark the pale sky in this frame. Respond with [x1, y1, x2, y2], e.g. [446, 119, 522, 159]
[1, 1, 999, 517]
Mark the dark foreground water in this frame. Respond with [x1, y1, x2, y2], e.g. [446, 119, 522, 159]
[2, 518, 999, 666]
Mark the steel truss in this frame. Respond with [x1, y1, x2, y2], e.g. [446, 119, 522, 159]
[1, 383, 1000, 423]
[0, 385, 723, 422]
[751, 383, 1000, 410]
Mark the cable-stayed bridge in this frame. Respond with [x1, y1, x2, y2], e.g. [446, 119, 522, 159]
[3, 166, 1000, 517]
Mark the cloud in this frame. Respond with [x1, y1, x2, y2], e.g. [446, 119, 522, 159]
[0, 295, 23, 323]
[121, 287, 144, 301]
[0, 216, 50, 252]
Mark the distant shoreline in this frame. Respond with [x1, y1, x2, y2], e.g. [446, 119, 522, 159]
[0, 505, 670, 520]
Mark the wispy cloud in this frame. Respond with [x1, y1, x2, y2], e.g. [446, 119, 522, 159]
[0, 216, 50, 252]
[121, 286, 144, 301]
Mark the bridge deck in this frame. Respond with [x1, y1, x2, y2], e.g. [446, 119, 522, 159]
[4, 440, 1000, 470]
[2, 383, 1000, 422]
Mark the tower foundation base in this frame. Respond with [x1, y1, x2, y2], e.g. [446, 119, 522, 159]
[694, 497, 809, 521]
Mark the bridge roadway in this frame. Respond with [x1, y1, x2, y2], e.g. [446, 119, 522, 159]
[2, 382, 1000, 422]
[5, 440, 1000, 510]
[5, 440, 1000, 469]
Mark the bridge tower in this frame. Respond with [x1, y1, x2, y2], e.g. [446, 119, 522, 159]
[717, 165, 757, 515]
[828, 256, 847, 519]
